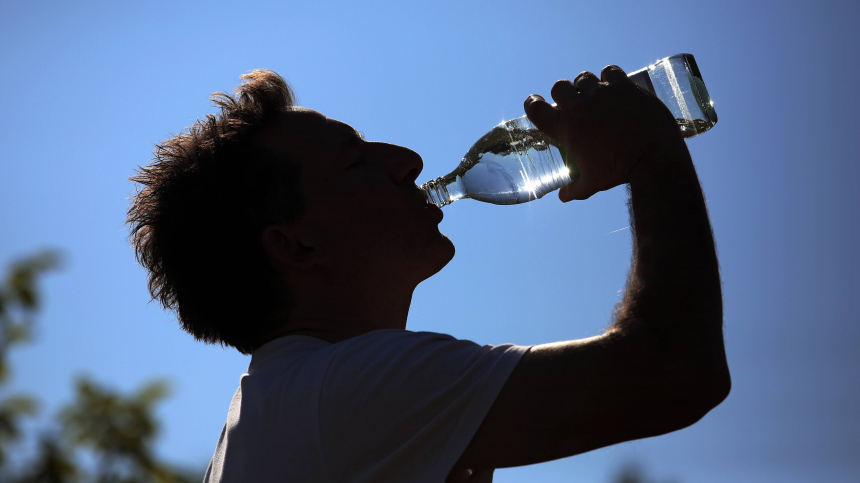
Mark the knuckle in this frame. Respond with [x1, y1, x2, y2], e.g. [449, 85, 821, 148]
[601, 65, 628, 82]
[574, 71, 598, 87]
[524, 94, 544, 108]
[552, 79, 573, 92]
[551, 80, 576, 102]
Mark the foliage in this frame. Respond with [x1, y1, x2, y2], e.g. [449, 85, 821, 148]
[0, 251, 202, 483]
[611, 462, 680, 483]
[0, 251, 59, 467]
[13, 434, 78, 483]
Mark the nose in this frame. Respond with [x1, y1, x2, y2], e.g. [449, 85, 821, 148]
[376, 142, 423, 185]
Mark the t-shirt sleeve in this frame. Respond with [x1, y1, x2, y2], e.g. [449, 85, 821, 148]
[317, 330, 530, 483]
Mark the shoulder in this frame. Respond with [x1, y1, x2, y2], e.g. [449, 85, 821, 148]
[335, 328, 459, 348]
[318, 329, 530, 415]
[324, 329, 529, 376]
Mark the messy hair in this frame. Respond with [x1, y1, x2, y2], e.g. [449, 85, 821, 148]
[127, 70, 302, 354]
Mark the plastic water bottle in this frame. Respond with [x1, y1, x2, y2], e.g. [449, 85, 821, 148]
[420, 54, 718, 207]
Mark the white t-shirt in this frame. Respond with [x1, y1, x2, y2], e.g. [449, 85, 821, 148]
[204, 329, 530, 483]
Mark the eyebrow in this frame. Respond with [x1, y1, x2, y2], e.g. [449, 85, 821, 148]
[336, 129, 365, 151]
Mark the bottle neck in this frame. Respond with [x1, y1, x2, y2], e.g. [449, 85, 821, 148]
[420, 176, 453, 207]
[421, 174, 468, 208]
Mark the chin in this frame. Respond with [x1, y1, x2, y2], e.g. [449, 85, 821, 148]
[439, 235, 456, 267]
[418, 234, 455, 282]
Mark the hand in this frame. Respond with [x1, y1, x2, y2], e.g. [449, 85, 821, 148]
[524, 65, 686, 201]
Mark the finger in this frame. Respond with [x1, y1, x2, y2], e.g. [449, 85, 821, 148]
[573, 71, 600, 96]
[558, 176, 593, 202]
[558, 182, 574, 202]
[550, 79, 579, 110]
[524, 94, 563, 141]
[601, 65, 628, 84]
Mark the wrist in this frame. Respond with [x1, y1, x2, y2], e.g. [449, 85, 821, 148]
[627, 140, 694, 189]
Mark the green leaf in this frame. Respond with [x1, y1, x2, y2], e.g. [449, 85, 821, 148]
[0, 395, 39, 415]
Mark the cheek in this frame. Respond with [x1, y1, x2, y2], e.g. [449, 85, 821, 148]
[313, 203, 393, 249]
[309, 184, 421, 252]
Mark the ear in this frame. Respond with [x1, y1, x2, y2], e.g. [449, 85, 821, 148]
[261, 224, 320, 273]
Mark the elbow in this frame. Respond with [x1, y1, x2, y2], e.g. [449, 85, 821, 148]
[696, 358, 732, 408]
[668, 368, 732, 431]
[704, 368, 732, 412]
[694, 370, 731, 415]
[711, 368, 732, 403]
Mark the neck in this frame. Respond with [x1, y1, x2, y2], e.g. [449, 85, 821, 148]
[262, 274, 417, 345]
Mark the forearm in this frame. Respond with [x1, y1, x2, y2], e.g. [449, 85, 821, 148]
[613, 142, 728, 373]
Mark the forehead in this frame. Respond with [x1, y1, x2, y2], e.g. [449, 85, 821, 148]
[262, 108, 360, 159]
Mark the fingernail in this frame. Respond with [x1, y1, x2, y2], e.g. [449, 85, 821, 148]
[527, 94, 544, 103]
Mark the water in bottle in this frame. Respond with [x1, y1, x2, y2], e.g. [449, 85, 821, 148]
[421, 54, 717, 208]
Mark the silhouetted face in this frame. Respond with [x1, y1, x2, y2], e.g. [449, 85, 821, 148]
[267, 108, 454, 287]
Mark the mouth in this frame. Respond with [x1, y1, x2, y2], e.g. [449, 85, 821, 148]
[424, 201, 444, 221]
[413, 185, 443, 221]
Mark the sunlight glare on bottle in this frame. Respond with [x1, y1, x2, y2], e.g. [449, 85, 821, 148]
[420, 54, 718, 208]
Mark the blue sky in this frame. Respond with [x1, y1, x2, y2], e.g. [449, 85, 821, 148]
[1, 0, 858, 481]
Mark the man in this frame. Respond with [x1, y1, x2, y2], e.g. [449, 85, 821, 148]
[128, 65, 730, 482]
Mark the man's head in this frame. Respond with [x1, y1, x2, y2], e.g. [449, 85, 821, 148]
[257, 108, 453, 299]
[128, 71, 453, 353]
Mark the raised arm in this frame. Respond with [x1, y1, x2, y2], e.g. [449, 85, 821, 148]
[453, 66, 731, 470]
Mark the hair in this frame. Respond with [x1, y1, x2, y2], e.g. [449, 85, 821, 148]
[127, 70, 303, 354]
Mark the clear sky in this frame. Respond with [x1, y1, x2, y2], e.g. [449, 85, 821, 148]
[2, 0, 858, 481]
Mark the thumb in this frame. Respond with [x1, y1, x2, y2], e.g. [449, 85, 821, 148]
[524, 95, 563, 142]
[558, 175, 593, 202]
